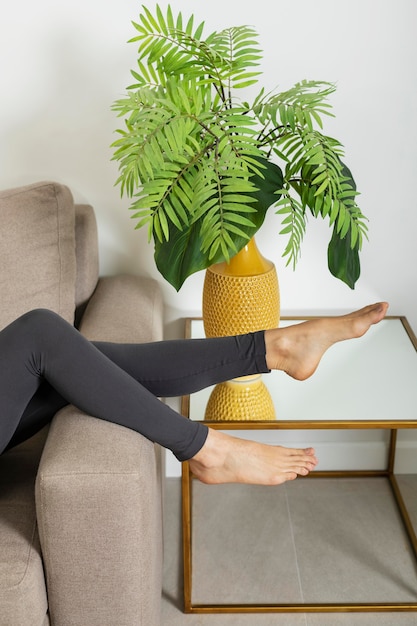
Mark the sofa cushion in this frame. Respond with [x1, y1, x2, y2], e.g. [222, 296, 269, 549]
[0, 430, 49, 626]
[0, 181, 76, 329]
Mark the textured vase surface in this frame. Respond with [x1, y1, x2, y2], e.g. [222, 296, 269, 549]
[202, 238, 279, 421]
[202, 237, 280, 337]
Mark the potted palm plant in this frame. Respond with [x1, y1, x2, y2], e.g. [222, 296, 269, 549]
[111, 3, 368, 292]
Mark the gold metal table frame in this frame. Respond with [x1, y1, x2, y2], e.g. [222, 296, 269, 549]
[180, 316, 417, 614]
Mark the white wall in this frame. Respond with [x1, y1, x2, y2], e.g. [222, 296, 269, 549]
[2, 0, 416, 472]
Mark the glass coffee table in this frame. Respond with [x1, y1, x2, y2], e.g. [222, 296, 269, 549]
[180, 316, 417, 614]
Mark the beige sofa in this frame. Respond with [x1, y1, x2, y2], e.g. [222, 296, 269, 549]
[0, 182, 164, 626]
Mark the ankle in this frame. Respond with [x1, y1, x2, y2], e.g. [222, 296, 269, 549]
[190, 429, 224, 470]
[265, 329, 290, 371]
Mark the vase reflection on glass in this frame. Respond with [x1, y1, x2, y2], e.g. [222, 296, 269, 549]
[202, 237, 279, 421]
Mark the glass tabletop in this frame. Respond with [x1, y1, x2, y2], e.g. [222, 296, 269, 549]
[186, 317, 417, 426]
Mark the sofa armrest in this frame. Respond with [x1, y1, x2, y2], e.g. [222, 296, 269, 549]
[36, 410, 163, 626]
[35, 274, 164, 626]
[79, 274, 164, 343]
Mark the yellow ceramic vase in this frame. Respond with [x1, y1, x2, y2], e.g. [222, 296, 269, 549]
[202, 238, 279, 421]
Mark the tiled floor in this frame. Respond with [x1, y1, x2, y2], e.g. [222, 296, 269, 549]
[162, 476, 417, 625]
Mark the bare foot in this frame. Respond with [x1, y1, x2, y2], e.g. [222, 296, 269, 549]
[188, 303, 388, 486]
[188, 428, 318, 485]
[265, 302, 389, 380]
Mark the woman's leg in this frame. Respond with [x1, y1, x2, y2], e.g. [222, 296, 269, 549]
[4, 381, 68, 452]
[91, 331, 269, 398]
[0, 309, 210, 460]
[90, 303, 390, 395]
[188, 301, 390, 484]
[0, 302, 388, 484]
[3, 324, 269, 455]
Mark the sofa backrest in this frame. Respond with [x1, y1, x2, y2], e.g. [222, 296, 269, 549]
[0, 181, 99, 330]
[74, 203, 99, 313]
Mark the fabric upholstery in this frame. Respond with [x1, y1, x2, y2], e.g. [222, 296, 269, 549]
[0, 181, 164, 625]
[0, 430, 49, 626]
[36, 273, 164, 625]
[79, 274, 164, 343]
[0, 181, 76, 329]
[36, 410, 163, 626]
[74, 204, 99, 310]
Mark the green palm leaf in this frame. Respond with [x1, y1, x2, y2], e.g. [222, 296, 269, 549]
[154, 157, 283, 289]
[112, 5, 369, 290]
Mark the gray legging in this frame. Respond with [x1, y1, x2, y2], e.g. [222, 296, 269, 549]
[0, 309, 269, 460]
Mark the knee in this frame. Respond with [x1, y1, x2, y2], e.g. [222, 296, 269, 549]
[16, 308, 68, 336]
